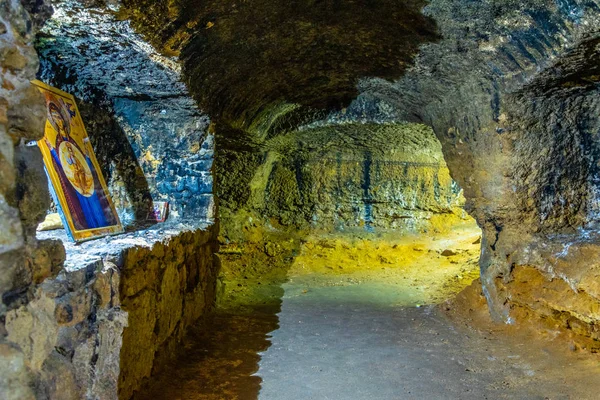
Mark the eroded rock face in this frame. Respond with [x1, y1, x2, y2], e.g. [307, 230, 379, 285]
[5, 255, 125, 400]
[36, 0, 214, 225]
[0, 1, 53, 397]
[336, 1, 600, 325]
[0, 0, 46, 266]
[120, 0, 440, 129]
[119, 0, 600, 342]
[217, 122, 467, 233]
[118, 227, 219, 400]
[2, 221, 219, 400]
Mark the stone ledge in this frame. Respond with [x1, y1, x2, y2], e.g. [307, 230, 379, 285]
[37, 221, 213, 272]
[4, 222, 220, 400]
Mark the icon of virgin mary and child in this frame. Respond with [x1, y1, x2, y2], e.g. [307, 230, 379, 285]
[41, 93, 117, 231]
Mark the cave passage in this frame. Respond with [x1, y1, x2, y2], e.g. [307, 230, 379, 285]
[135, 201, 600, 399]
[7, 1, 600, 399]
[134, 225, 487, 399]
[129, 122, 574, 399]
[126, 122, 490, 398]
[134, 120, 600, 399]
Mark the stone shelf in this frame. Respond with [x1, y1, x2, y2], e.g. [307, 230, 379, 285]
[37, 220, 213, 272]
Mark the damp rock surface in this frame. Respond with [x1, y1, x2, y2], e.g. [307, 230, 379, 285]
[137, 230, 600, 400]
[36, 0, 215, 224]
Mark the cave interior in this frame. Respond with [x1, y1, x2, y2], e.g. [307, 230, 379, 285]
[3, 0, 600, 399]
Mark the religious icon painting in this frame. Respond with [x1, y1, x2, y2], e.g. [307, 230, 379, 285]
[147, 201, 169, 223]
[32, 80, 124, 242]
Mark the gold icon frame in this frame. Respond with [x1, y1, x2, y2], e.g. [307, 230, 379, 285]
[32, 80, 123, 242]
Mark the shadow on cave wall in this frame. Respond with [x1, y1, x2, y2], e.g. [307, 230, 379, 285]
[507, 36, 600, 232]
[76, 99, 154, 228]
[122, 0, 440, 129]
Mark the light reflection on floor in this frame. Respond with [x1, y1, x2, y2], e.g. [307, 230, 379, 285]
[138, 225, 600, 400]
[134, 227, 483, 400]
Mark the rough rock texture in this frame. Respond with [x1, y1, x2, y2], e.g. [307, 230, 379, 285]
[0, 1, 54, 398]
[119, 0, 600, 343]
[118, 226, 219, 400]
[5, 259, 125, 400]
[218, 122, 466, 232]
[320, 1, 600, 328]
[0, 0, 47, 285]
[274, 123, 464, 231]
[1, 3, 220, 400]
[214, 121, 472, 305]
[36, 0, 214, 225]
[119, 0, 440, 130]
[1, 223, 219, 400]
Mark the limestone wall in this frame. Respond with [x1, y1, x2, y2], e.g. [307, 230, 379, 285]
[0, 3, 220, 400]
[1, 0, 54, 398]
[291, 154, 462, 231]
[217, 122, 467, 237]
[118, 227, 219, 400]
[5, 252, 124, 399]
[215, 122, 472, 311]
[4, 223, 219, 400]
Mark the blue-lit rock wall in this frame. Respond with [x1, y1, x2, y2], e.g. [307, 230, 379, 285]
[35, 0, 214, 226]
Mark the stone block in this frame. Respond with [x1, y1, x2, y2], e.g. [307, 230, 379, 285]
[119, 289, 157, 399]
[0, 250, 25, 309]
[182, 288, 205, 329]
[54, 326, 79, 360]
[71, 336, 95, 395]
[14, 145, 50, 233]
[30, 239, 65, 284]
[38, 350, 80, 400]
[155, 264, 183, 345]
[0, 196, 22, 255]
[121, 257, 159, 298]
[90, 309, 127, 400]
[54, 289, 92, 327]
[5, 292, 58, 371]
[94, 262, 120, 309]
[0, 342, 35, 400]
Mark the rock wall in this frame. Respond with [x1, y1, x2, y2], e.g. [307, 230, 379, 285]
[0, 1, 55, 398]
[118, 227, 219, 400]
[5, 252, 124, 400]
[1, 2, 220, 400]
[215, 122, 473, 311]
[217, 122, 468, 237]
[120, 0, 600, 344]
[36, 0, 214, 225]
[332, 0, 600, 330]
[4, 2, 600, 397]
[282, 123, 465, 231]
[2, 223, 219, 400]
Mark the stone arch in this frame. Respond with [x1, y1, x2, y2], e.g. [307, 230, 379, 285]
[122, 0, 600, 325]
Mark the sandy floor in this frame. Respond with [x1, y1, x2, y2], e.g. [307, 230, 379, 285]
[256, 285, 600, 400]
[135, 226, 600, 400]
[285, 223, 482, 306]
